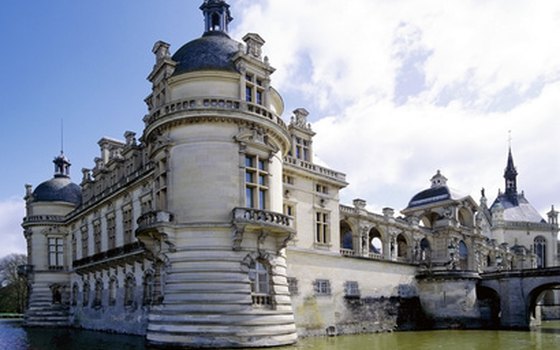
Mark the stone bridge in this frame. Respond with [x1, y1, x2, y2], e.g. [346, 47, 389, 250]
[479, 267, 560, 329]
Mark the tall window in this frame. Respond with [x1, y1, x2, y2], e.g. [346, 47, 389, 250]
[93, 221, 101, 254]
[535, 237, 547, 268]
[48, 237, 64, 269]
[107, 215, 116, 250]
[295, 137, 311, 161]
[143, 272, 155, 306]
[245, 73, 264, 105]
[459, 240, 469, 270]
[123, 206, 133, 245]
[83, 281, 90, 307]
[109, 277, 117, 306]
[249, 260, 271, 306]
[124, 275, 136, 307]
[315, 211, 330, 245]
[81, 225, 89, 257]
[245, 155, 268, 210]
[72, 283, 79, 306]
[93, 279, 103, 307]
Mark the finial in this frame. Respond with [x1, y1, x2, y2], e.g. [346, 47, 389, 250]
[61, 118, 64, 155]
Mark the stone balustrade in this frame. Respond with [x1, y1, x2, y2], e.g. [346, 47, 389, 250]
[232, 207, 294, 231]
[284, 156, 347, 183]
[137, 210, 174, 229]
[73, 242, 144, 269]
[340, 248, 356, 257]
[144, 97, 288, 130]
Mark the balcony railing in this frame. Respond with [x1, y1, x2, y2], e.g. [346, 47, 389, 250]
[340, 248, 356, 257]
[137, 211, 174, 231]
[284, 156, 346, 183]
[232, 207, 294, 231]
[144, 97, 288, 131]
[73, 242, 144, 268]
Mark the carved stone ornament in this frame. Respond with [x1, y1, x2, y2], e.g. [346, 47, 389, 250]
[234, 127, 279, 154]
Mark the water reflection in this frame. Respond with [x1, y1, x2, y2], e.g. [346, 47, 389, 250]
[1, 320, 559, 350]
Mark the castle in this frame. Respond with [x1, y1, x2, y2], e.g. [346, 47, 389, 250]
[20, 1, 559, 348]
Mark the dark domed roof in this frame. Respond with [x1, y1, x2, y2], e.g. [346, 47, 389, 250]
[408, 186, 453, 208]
[172, 32, 240, 76]
[32, 176, 82, 206]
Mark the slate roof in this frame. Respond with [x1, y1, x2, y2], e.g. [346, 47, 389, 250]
[491, 193, 545, 223]
[172, 31, 240, 76]
[407, 185, 467, 209]
[32, 176, 82, 206]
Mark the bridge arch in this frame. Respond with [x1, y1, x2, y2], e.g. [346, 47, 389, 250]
[476, 285, 501, 328]
[527, 282, 560, 325]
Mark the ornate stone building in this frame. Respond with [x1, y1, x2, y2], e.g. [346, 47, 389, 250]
[21, 1, 558, 348]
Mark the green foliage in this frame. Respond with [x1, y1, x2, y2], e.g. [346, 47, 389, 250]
[0, 254, 28, 313]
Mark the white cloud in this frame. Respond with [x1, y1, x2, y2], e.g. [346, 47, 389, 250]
[232, 0, 560, 215]
[0, 197, 26, 259]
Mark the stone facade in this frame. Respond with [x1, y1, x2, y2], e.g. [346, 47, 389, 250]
[20, 1, 559, 348]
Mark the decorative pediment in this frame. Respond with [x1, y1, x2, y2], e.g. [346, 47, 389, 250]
[234, 127, 279, 154]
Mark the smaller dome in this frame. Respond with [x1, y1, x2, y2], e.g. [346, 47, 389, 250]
[408, 186, 452, 208]
[171, 31, 241, 76]
[32, 176, 82, 206]
[406, 171, 465, 209]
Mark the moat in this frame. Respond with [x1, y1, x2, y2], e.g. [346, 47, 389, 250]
[2, 320, 559, 350]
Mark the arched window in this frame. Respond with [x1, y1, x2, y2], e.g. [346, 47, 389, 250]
[108, 277, 117, 306]
[534, 236, 547, 268]
[93, 279, 103, 307]
[51, 284, 62, 304]
[72, 283, 78, 306]
[397, 234, 408, 259]
[369, 228, 383, 255]
[249, 260, 271, 306]
[143, 272, 155, 306]
[420, 238, 431, 261]
[124, 275, 136, 307]
[340, 221, 353, 250]
[83, 281, 90, 307]
[211, 13, 221, 31]
[459, 241, 468, 270]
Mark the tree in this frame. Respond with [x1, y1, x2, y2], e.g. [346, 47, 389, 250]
[0, 253, 28, 314]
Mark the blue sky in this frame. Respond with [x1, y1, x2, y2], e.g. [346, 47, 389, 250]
[1, 0, 559, 257]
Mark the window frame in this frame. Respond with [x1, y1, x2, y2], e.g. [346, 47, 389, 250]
[244, 154, 269, 210]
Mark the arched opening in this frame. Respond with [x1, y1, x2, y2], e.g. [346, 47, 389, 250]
[528, 284, 560, 327]
[340, 221, 353, 251]
[369, 228, 383, 256]
[93, 279, 103, 307]
[534, 236, 547, 268]
[477, 286, 501, 328]
[124, 275, 136, 307]
[143, 271, 155, 306]
[211, 13, 221, 31]
[72, 283, 78, 306]
[419, 212, 441, 229]
[83, 281, 90, 307]
[420, 238, 431, 262]
[51, 284, 62, 305]
[397, 234, 408, 259]
[458, 207, 474, 227]
[458, 241, 468, 270]
[108, 277, 117, 306]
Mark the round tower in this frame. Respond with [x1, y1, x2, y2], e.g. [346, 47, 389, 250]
[22, 152, 82, 326]
[136, 1, 297, 347]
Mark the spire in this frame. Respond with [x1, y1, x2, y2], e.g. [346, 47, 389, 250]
[503, 146, 518, 204]
[200, 0, 233, 35]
